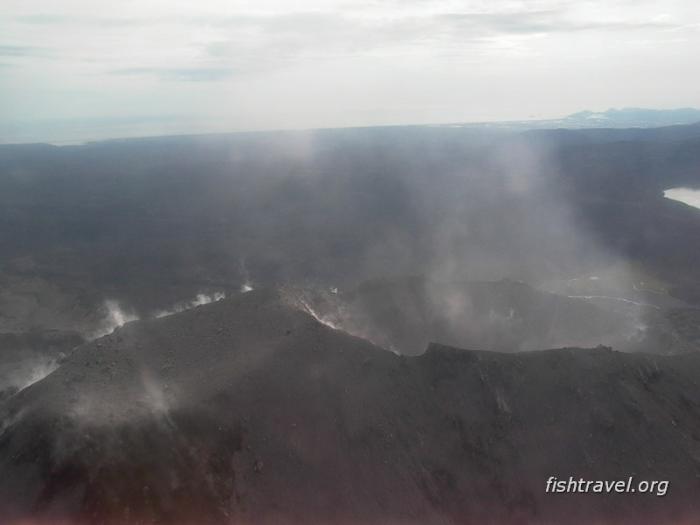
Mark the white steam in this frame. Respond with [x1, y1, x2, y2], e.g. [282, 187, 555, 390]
[16, 358, 59, 391]
[296, 297, 342, 330]
[239, 257, 254, 293]
[140, 369, 171, 416]
[91, 300, 139, 339]
[0, 357, 60, 396]
[154, 291, 226, 318]
[287, 289, 401, 353]
[90, 292, 227, 340]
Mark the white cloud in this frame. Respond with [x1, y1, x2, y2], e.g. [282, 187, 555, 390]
[1, 0, 699, 142]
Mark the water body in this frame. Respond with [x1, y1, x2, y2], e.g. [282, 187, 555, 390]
[664, 187, 700, 209]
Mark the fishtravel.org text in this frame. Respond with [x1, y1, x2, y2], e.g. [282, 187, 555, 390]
[545, 476, 668, 497]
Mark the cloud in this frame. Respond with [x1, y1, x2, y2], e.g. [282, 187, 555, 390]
[15, 14, 74, 24]
[112, 67, 235, 82]
[437, 10, 679, 36]
[0, 44, 47, 57]
[190, 7, 684, 73]
[5, 6, 688, 77]
[15, 14, 149, 27]
[1, 0, 699, 136]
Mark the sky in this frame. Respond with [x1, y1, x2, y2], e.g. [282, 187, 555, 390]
[1, 0, 700, 142]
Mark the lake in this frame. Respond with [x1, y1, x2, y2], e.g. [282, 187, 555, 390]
[664, 187, 700, 209]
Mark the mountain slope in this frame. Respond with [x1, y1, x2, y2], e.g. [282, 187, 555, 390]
[1, 290, 700, 524]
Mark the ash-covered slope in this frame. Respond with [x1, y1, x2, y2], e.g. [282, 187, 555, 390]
[1, 290, 700, 524]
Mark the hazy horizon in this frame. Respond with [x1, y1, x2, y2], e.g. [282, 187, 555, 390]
[3, 106, 700, 146]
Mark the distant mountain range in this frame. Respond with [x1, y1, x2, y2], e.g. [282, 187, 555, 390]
[448, 107, 700, 131]
[4, 108, 700, 146]
[562, 107, 700, 128]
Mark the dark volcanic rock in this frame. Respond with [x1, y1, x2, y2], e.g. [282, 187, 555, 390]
[1, 290, 700, 524]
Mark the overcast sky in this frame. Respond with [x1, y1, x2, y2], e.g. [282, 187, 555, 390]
[1, 0, 699, 142]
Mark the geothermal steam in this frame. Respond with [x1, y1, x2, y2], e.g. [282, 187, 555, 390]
[154, 292, 226, 319]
